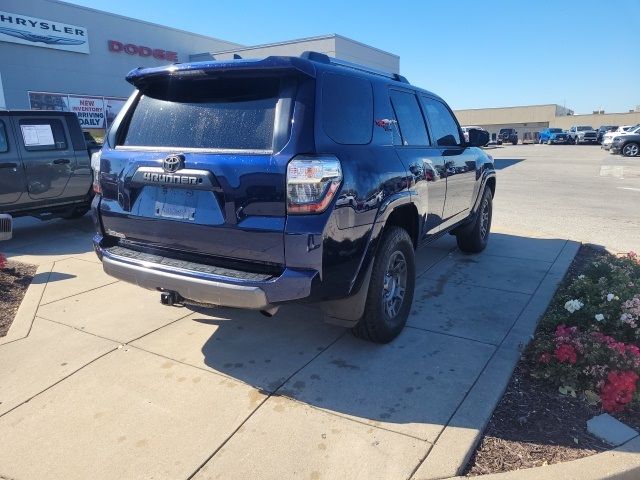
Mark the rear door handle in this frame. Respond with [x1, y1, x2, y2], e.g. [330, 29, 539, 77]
[0, 162, 18, 169]
[53, 158, 71, 165]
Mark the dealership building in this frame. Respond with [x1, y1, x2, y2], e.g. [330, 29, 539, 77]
[0, 0, 399, 136]
[2, 0, 638, 142]
[454, 104, 640, 142]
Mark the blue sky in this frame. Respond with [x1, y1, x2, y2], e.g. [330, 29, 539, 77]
[68, 0, 639, 114]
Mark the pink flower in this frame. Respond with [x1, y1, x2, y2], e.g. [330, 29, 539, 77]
[601, 371, 639, 413]
[555, 344, 578, 364]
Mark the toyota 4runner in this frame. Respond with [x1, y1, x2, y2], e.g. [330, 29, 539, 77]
[92, 52, 496, 343]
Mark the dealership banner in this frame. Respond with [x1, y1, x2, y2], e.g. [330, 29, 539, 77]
[28, 92, 127, 130]
[68, 95, 105, 128]
[0, 10, 89, 54]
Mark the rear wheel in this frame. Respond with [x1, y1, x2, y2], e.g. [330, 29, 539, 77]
[623, 142, 640, 157]
[351, 227, 415, 344]
[456, 188, 492, 253]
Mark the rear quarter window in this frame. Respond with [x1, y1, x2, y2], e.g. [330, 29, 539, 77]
[321, 72, 373, 145]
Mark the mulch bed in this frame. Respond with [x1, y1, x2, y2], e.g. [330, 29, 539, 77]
[465, 245, 640, 476]
[0, 260, 37, 337]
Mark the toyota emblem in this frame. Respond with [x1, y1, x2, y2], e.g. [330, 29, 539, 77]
[163, 155, 184, 173]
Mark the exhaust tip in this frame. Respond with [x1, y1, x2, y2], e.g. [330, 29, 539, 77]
[260, 306, 279, 317]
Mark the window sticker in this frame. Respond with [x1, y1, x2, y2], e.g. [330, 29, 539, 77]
[20, 124, 55, 146]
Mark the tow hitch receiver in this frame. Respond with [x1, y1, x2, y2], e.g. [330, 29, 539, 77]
[160, 290, 183, 306]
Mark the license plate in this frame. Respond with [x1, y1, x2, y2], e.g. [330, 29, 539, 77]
[154, 188, 197, 221]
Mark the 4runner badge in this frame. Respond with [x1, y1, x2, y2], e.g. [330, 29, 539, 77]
[163, 155, 184, 173]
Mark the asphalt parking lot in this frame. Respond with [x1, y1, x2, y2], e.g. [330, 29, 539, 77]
[0, 144, 637, 480]
[491, 143, 640, 253]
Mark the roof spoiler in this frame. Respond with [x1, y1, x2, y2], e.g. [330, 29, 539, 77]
[125, 55, 318, 88]
[126, 51, 408, 88]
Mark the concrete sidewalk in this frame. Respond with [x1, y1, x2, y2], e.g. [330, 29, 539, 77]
[0, 216, 578, 480]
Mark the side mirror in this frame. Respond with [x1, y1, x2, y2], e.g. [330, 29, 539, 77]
[467, 128, 490, 147]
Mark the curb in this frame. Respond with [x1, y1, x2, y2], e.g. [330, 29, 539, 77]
[448, 435, 640, 480]
[0, 262, 53, 345]
[412, 240, 581, 480]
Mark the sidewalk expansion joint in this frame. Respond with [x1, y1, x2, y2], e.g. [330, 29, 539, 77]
[185, 330, 348, 480]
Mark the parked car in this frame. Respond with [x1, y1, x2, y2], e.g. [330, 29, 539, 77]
[498, 128, 518, 145]
[461, 125, 485, 143]
[610, 133, 640, 157]
[83, 131, 102, 155]
[538, 128, 571, 144]
[569, 125, 598, 144]
[602, 124, 640, 150]
[0, 110, 94, 220]
[597, 125, 618, 143]
[91, 52, 496, 344]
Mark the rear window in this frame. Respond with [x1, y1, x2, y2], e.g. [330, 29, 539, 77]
[321, 73, 373, 145]
[121, 77, 285, 151]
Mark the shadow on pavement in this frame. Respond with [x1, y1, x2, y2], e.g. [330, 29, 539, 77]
[3, 215, 94, 262]
[180, 232, 579, 446]
[493, 159, 525, 170]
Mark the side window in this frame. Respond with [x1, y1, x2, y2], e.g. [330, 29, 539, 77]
[0, 121, 8, 153]
[389, 91, 429, 146]
[18, 119, 68, 152]
[321, 73, 373, 145]
[421, 97, 461, 147]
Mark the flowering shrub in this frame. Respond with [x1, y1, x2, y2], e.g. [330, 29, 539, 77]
[0, 252, 6, 269]
[532, 251, 640, 413]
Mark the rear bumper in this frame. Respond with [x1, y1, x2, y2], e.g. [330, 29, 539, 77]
[93, 235, 318, 309]
[610, 144, 623, 154]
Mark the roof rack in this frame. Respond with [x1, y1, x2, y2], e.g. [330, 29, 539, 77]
[300, 51, 409, 84]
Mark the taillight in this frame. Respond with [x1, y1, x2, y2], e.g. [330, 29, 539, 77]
[91, 150, 102, 194]
[287, 155, 342, 214]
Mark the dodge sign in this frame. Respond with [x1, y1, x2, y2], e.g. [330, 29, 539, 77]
[0, 10, 89, 54]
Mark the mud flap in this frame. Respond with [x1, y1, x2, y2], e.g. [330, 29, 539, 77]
[318, 260, 374, 328]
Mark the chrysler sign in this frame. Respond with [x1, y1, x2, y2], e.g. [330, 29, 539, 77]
[0, 10, 89, 54]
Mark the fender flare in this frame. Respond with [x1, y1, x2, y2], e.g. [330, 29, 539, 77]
[320, 191, 415, 325]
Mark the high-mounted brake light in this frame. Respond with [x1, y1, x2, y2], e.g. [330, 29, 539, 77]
[91, 150, 102, 194]
[287, 155, 342, 214]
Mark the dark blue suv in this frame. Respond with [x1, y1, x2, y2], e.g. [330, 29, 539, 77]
[92, 52, 495, 343]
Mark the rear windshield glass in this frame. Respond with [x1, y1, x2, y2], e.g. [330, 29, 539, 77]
[121, 77, 283, 150]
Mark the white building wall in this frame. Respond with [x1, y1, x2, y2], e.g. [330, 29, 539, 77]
[199, 35, 400, 75]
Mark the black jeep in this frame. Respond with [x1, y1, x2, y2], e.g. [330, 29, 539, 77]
[498, 128, 518, 145]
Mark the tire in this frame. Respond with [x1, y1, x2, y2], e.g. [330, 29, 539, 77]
[456, 188, 493, 253]
[351, 226, 415, 344]
[547, 139, 552, 145]
[622, 142, 640, 157]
